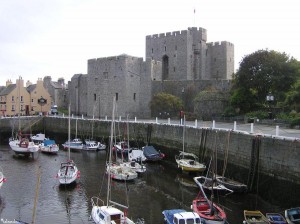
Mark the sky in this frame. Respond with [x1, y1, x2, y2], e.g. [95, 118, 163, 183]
[1, 0, 300, 85]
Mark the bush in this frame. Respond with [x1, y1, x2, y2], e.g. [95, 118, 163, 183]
[245, 111, 269, 119]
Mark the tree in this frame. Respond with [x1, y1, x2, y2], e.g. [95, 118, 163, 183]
[285, 78, 300, 111]
[150, 92, 183, 118]
[230, 49, 300, 113]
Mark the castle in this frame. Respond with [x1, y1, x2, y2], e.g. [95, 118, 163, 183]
[68, 27, 234, 118]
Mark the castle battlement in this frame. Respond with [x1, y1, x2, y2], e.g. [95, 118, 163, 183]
[207, 41, 234, 47]
[146, 27, 206, 39]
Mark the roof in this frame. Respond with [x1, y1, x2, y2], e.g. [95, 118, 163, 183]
[0, 84, 16, 96]
[26, 84, 36, 93]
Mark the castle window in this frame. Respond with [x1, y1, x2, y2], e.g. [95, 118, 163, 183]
[214, 58, 217, 62]
[94, 94, 96, 101]
[174, 54, 176, 57]
[175, 45, 177, 50]
[164, 46, 167, 51]
[115, 93, 118, 101]
[104, 72, 108, 79]
[174, 67, 176, 72]
[133, 93, 136, 101]
[152, 48, 153, 53]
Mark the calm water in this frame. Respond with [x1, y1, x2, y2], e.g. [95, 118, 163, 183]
[0, 145, 288, 224]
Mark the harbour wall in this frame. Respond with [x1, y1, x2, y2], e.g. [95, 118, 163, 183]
[1, 116, 299, 205]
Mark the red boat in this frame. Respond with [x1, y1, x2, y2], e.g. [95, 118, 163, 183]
[191, 182, 227, 224]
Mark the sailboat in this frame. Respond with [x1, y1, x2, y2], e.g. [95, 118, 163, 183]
[191, 133, 227, 224]
[57, 104, 80, 185]
[191, 180, 227, 224]
[91, 97, 136, 224]
[0, 167, 6, 189]
[175, 116, 206, 172]
[9, 81, 39, 157]
[120, 116, 146, 174]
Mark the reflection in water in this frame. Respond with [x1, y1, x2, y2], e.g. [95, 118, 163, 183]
[0, 145, 297, 223]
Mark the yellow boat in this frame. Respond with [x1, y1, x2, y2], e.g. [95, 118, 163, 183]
[244, 210, 270, 224]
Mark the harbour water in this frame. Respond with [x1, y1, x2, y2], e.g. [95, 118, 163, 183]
[0, 145, 291, 224]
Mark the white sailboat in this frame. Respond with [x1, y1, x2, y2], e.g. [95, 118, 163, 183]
[57, 105, 80, 185]
[91, 97, 136, 224]
[9, 82, 39, 157]
[175, 116, 206, 172]
[120, 116, 146, 174]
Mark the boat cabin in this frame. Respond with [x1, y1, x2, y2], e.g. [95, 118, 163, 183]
[95, 206, 126, 224]
[173, 212, 201, 224]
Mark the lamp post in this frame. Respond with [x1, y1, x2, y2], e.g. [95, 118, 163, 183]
[266, 92, 274, 119]
[180, 87, 185, 125]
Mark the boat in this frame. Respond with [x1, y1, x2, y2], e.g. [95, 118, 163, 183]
[119, 118, 146, 174]
[243, 210, 270, 224]
[62, 138, 84, 152]
[191, 139, 227, 224]
[114, 141, 130, 153]
[128, 148, 147, 163]
[9, 131, 39, 157]
[194, 176, 233, 194]
[266, 213, 287, 224]
[39, 139, 59, 154]
[31, 133, 47, 143]
[90, 96, 137, 224]
[285, 207, 300, 224]
[0, 167, 6, 189]
[162, 209, 203, 224]
[215, 175, 247, 193]
[83, 139, 106, 151]
[142, 145, 165, 161]
[175, 117, 206, 172]
[191, 182, 227, 224]
[57, 104, 80, 185]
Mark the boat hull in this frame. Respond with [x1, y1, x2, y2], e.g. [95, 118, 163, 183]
[244, 210, 270, 224]
[9, 140, 39, 155]
[57, 161, 80, 185]
[285, 207, 300, 224]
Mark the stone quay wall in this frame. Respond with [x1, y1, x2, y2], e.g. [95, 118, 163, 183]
[1, 116, 299, 186]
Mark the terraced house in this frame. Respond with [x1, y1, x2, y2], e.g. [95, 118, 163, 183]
[0, 77, 52, 116]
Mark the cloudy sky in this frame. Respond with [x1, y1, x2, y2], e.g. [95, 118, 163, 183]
[1, 0, 299, 85]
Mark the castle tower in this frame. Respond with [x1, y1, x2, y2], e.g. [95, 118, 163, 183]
[146, 27, 234, 81]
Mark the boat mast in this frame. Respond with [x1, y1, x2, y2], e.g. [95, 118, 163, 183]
[182, 115, 185, 153]
[68, 104, 71, 160]
[107, 96, 116, 207]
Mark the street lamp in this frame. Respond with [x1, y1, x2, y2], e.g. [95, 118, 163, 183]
[266, 92, 274, 119]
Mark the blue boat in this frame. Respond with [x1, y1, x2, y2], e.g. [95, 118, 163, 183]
[162, 209, 203, 224]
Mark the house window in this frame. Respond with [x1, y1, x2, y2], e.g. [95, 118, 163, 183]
[133, 93, 136, 101]
[94, 94, 96, 101]
[21, 105, 23, 111]
[115, 93, 118, 101]
[31, 107, 34, 111]
[32, 99, 33, 103]
[12, 96, 14, 102]
[20, 96, 23, 102]
[12, 105, 15, 111]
